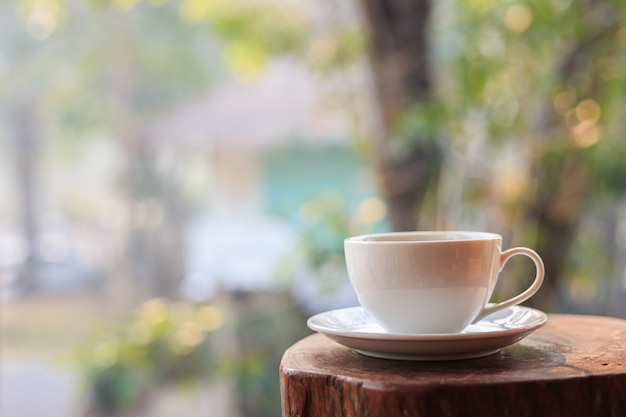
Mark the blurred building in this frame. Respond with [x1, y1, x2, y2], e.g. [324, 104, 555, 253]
[148, 60, 372, 308]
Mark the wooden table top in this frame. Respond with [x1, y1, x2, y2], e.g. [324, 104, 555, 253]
[280, 314, 626, 417]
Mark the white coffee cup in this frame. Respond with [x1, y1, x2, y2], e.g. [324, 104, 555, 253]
[344, 231, 544, 334]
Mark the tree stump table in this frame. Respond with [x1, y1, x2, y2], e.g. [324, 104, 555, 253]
[279, 314, 626, 417]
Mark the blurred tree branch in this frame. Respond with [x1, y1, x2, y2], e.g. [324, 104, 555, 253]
[359, 0, 441, 231]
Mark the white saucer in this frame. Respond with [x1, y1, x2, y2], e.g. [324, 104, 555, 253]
[307, 305, 548, 361]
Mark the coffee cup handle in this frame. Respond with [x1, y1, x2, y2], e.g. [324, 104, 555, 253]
[472, 247, 545, 324]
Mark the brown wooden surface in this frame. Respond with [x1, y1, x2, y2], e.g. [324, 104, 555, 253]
[280, 314, 626, 417]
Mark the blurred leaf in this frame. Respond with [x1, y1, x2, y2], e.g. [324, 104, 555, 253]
[221, 40, 267, 79]
[179, 0, 221, 22]
[395, 101, 448, 145]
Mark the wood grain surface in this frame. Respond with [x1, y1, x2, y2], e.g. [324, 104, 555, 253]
[280, 314, 626, 417]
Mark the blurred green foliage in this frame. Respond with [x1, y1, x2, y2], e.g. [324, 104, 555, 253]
[228, 291, 310, 417]
[276, 191, 387, 287]
[404, 0, 626, 312]
[76, 299, 223, 413]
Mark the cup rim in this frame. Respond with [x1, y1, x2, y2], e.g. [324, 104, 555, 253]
[345, 231, 502, 244]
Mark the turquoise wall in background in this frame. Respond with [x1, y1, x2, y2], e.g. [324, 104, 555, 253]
[261, 145, 375, 220]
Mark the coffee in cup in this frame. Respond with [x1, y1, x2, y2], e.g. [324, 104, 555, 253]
[344, 231, 544, 334]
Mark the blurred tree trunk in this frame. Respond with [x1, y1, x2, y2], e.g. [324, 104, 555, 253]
[358, 0, 440, 231]
[13, 100, 39, 293]
[109, 13, 185, 305]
